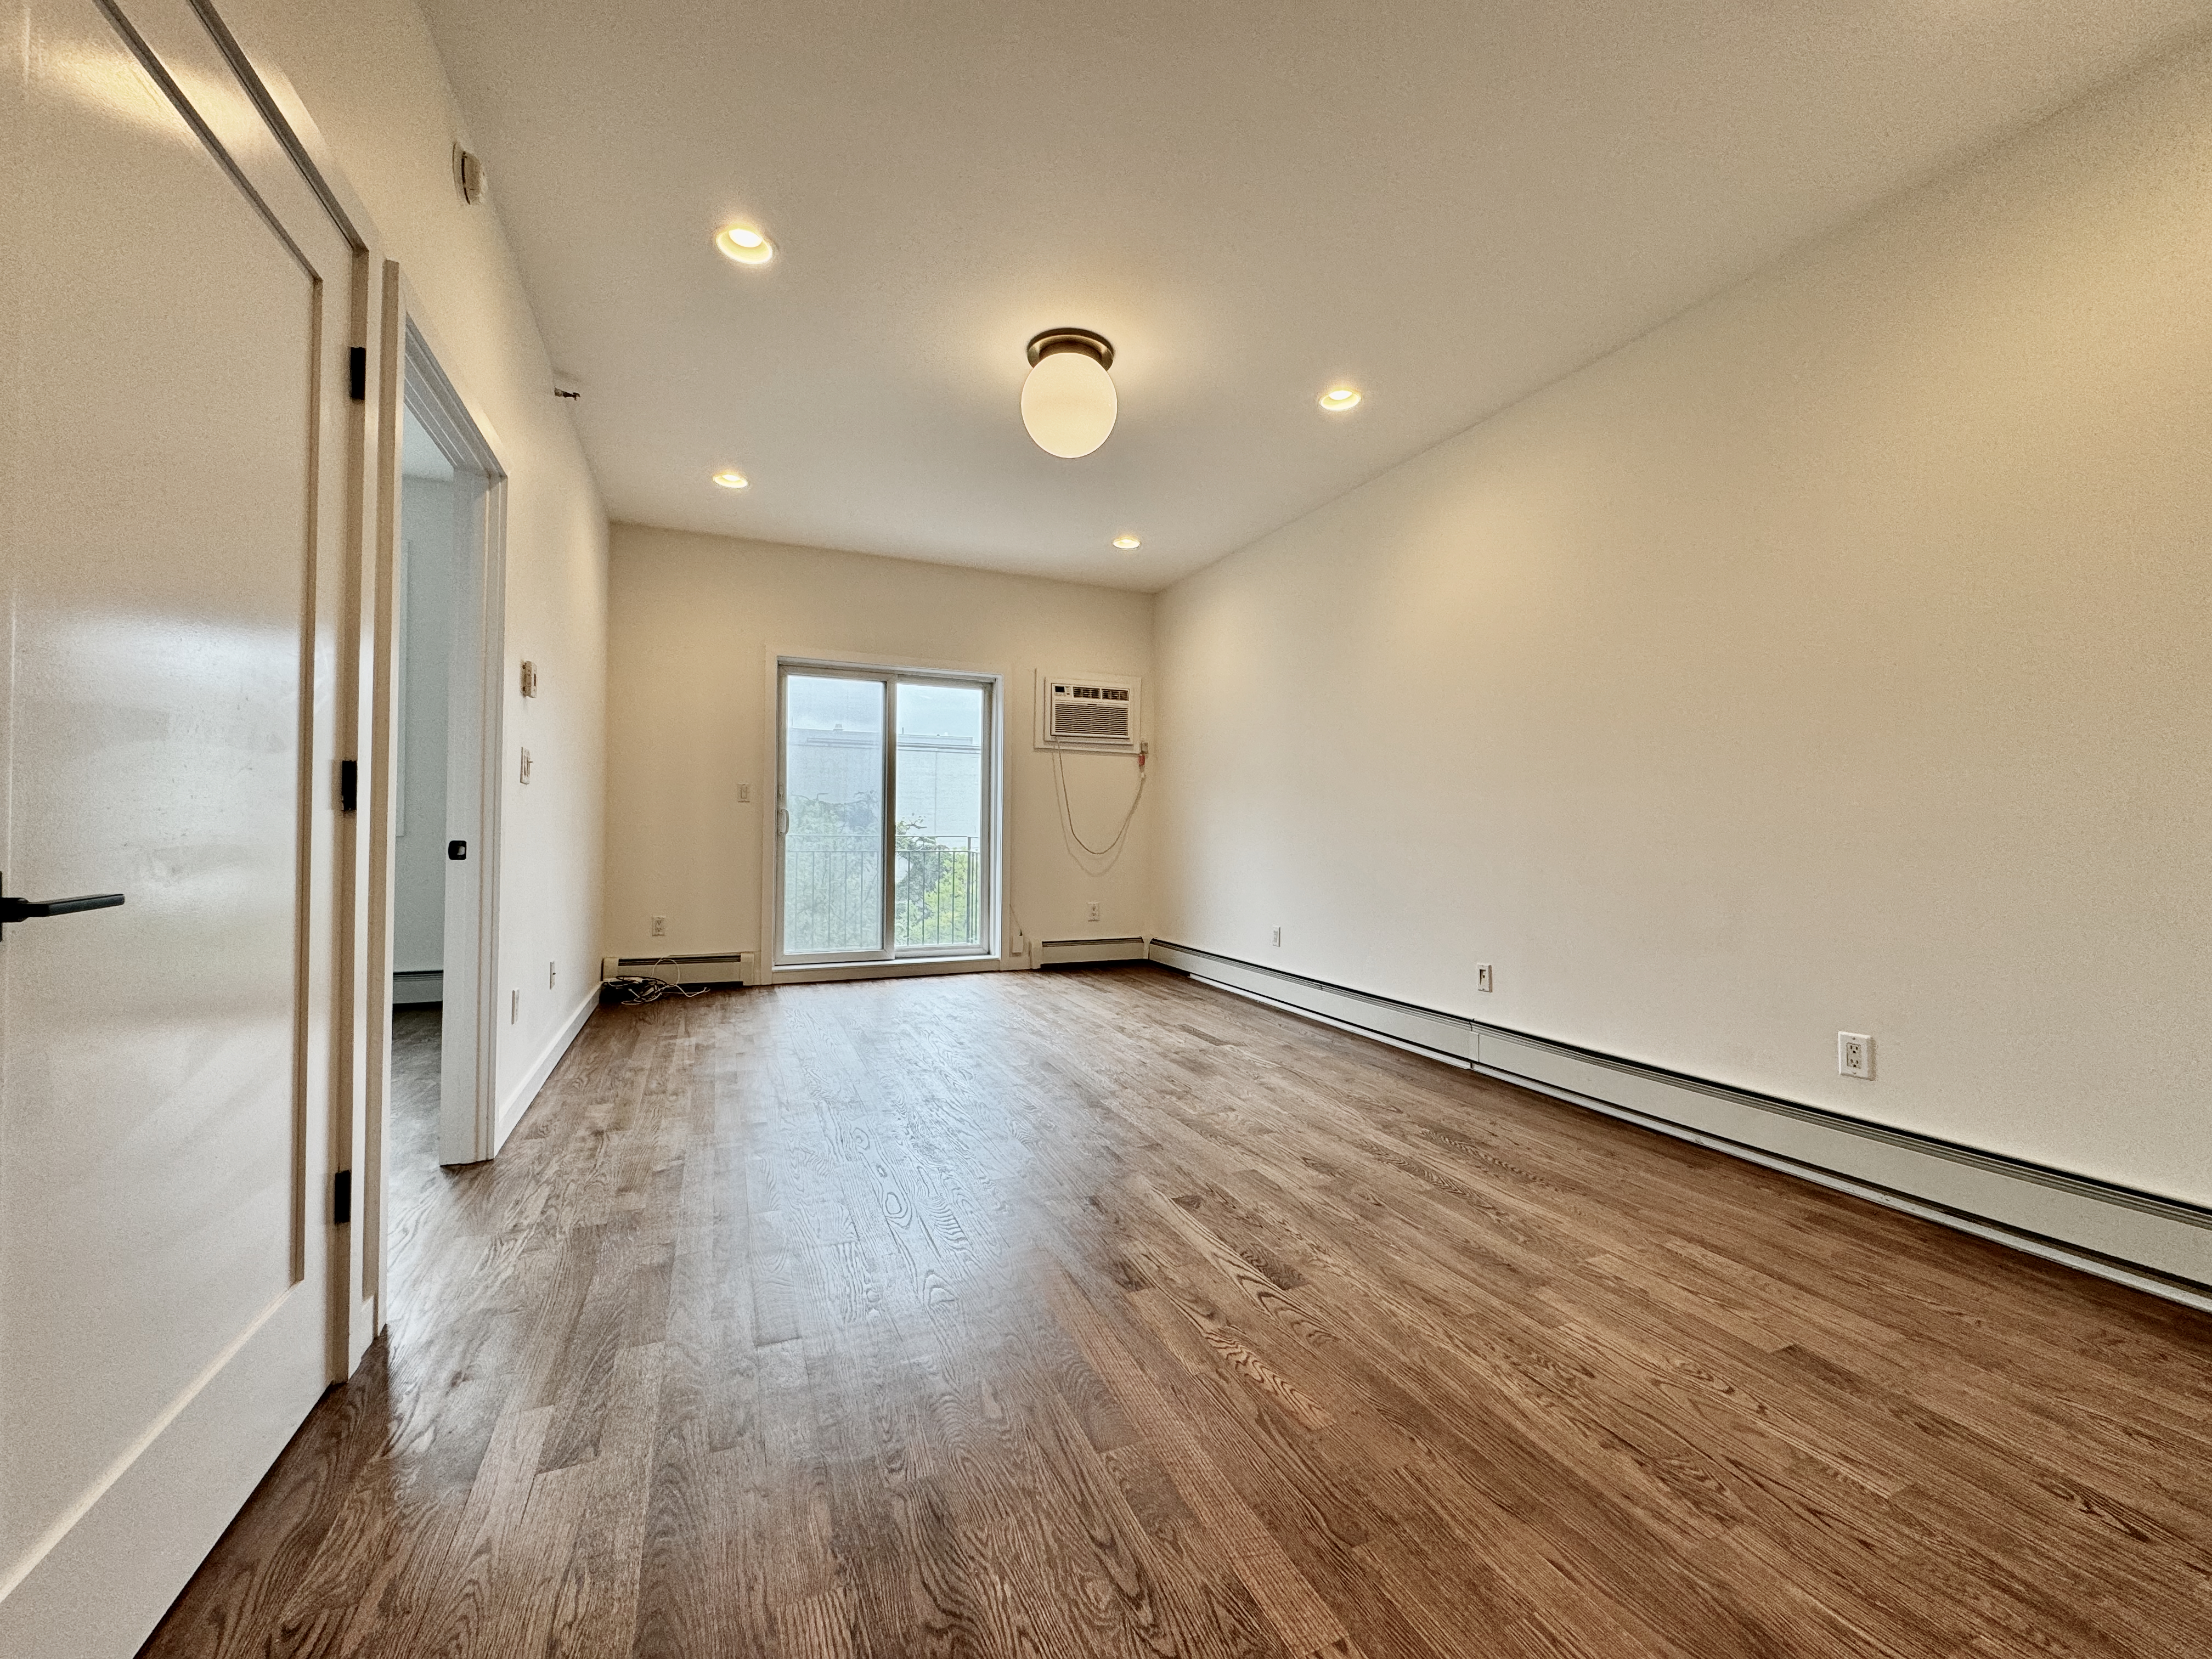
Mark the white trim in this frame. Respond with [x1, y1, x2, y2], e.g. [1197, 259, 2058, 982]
[493, 988, 597, 1150]
[1464, 1049, 2212, 1319]
[1151, 940, 2212, 1312]
[1152, 941, 1473, 1061]
[1188, 972, 1476, 1070]
[400, 317, 507, 1167]
[392, 968, 443, 1005]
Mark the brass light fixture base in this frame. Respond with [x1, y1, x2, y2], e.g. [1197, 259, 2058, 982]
[1026, 328, 1114, 370]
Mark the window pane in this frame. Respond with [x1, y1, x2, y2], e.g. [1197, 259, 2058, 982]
[894, 681, 984, 951]
[783, 675, 884, 954]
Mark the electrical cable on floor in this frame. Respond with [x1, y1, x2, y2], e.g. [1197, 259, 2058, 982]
[602, 956, 715, 1005]
[1053, 742, 1148, 868]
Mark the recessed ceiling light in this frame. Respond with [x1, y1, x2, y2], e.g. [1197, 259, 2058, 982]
[1112, 534, 1141, 549]
[711, 469, 749, 489]
[1318, 386, 1362, 412]
[714, 223, 775, 265]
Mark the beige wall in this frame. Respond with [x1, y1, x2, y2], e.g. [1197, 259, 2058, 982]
[605, 527, 1153, 966]
[1154, 42, 2212, 1204]
[234, 0, 610, 1104]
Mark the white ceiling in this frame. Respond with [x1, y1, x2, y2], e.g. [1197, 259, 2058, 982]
[420, 0, 2209, 591]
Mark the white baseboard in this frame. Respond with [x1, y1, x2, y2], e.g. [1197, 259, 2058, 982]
[492, 989, 598, 1151]
[392, 968, 442, 1006]
[1149, 939, 2212, 1314]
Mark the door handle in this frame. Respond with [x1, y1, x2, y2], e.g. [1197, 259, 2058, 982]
[0, 876, 125, 937]
[448, 840, 468, 860]
[776, 809, 789, 836]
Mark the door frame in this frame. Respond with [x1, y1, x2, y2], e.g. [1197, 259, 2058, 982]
[404, 321, 507, 1170]
[768, 652, 1005, 972]
[363, 282, 508, 1327]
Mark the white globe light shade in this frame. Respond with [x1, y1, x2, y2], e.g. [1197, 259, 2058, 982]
[1020, 348, 1118, 458]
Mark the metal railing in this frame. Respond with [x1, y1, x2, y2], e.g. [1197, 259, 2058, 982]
[784, 836, 981, 954]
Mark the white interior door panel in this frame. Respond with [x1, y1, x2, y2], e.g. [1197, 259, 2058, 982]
[0, 1, 360, 1652]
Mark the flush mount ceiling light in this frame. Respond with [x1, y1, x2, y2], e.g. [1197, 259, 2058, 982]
[1021, 328, 1116, 458]
[714, 223, 775, 265]
[711, 468, 749, 489]
[1318, 385, 1362, 412]
[1111, 534, 1141, 549]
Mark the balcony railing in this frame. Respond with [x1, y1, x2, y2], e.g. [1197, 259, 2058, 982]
[784, 836, 982, 953]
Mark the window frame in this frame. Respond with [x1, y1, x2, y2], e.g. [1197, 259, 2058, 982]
[772, 658, 1000, 968]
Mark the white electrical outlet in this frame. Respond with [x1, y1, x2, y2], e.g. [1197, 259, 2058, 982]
[1476, 963, 1494, 992]
[1271, 926, 1283, 947]
[651, 915, 665, 937]
[1838, 1031, 1875, 1079]
[1087, 901, 1101, 922]
[738, 782, 752, 803]
[548, 960, 556, 989]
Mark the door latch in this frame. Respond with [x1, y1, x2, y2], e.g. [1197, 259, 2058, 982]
[0, 874, 126, 938]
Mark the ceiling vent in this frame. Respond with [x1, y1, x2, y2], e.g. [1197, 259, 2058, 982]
[1037, 671, 1140, 751]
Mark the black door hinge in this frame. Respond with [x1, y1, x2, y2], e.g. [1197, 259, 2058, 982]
[348, 346, 367, 402]
[332, 1169, 353, 1226]
[339, 759, 358, 814]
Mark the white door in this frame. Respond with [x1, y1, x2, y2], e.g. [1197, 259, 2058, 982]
[0, 1, 360, 1654]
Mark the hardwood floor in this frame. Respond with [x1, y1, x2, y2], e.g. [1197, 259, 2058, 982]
[139, 967, 2212, 1657]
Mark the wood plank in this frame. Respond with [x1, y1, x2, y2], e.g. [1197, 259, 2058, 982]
[137, 972, 2212, 1659]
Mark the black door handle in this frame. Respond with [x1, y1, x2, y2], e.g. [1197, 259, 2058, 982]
[1, 876, 125, 937]
[448, 840, 467, 860]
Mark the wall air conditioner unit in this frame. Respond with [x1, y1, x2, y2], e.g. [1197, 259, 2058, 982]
[1036, 670, 1141, 751]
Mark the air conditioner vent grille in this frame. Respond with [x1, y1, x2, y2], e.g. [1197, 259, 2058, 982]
[1052, 700, 1131, 740]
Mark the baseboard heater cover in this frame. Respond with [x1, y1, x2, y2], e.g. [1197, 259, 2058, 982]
[1037, 935, 1149, 967]
[392, 969, 442, 1006]
[600, 952, 754, 988]
[1146, 938, 2212, 1312]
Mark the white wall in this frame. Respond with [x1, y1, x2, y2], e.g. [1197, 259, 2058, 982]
[1154, 41, 2212, 1206]
[604, 526, 1153, 965]
[232, 0, 610, 1093]
[393, 476, 453, 973]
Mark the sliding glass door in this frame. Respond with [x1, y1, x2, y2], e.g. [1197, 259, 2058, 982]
[777, 663, 995, 964]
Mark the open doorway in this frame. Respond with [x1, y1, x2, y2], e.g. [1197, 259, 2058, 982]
[390, 400, 455, 1188]
[388, 322, 505, 1180]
